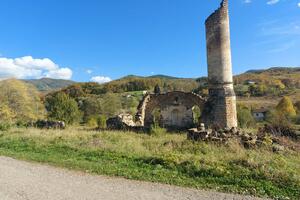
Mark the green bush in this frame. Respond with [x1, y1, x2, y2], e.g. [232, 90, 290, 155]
[97, 115, 107, 129]
[15, 120, 30, 128]
[237, 105, 256, 128]
[0, 122, 11, 131]
[86, 117, 98, 128]
[45, 92, 82, 124]
[150, 123, 167, 136]
[266, 109, 291, 127]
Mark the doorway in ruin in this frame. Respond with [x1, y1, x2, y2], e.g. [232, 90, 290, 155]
[170, 109, 181, 127]
[151, 108, 162, 127]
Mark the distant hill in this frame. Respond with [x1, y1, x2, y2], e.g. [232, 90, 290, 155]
[26, 67, 300, 95]
[235, 67, 300, 84]
[149, 74, 182, 79]
[102, 74, 198, 93]
[24, 78, 75, 92]
[245, 67, 300, 74]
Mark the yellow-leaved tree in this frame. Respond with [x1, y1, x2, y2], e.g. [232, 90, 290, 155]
[0, 79, 45, 122]
[276, 96, 296, 117]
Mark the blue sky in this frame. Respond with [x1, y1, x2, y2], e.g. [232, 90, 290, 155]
[0, 0, 299, 83]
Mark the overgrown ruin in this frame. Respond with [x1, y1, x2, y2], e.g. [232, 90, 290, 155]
[135, 91, 206, 129]
[107, 0, 237, 130]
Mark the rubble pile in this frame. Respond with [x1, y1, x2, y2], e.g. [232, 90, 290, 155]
[187, 124, 291, 151]
[106, 114, 136, 130]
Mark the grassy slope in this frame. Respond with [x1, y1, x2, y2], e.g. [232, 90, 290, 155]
[0, 128, 299, 199]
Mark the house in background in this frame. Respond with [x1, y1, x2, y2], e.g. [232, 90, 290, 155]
[245, 80, 256, 85]
[252, 108, 268, 121]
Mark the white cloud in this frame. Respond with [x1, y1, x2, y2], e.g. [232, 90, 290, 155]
[244, 0, 252, 3]
[0, 56, 72, 80]
[267, 0, 280, 5]
[90, 76, 112, 84]
[45, 68, 73, 79]
[86, 69, 93, 74]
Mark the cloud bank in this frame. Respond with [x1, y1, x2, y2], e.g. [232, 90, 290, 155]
[0, 56, 72, 80]
[90, 76, 112, 84]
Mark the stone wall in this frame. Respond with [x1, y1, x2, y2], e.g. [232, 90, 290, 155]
[136, 91, 206, 129]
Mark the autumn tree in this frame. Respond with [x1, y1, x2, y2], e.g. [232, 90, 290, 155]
[276, 96, 296, 117]
[0, 79, 45, 122]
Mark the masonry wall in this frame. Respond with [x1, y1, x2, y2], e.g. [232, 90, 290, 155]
[135, 92, 206, 129]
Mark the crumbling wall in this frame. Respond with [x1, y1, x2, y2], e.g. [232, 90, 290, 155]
[136, 92, 206, 129]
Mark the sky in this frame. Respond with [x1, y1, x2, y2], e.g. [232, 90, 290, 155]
[0, 0, 299, 83]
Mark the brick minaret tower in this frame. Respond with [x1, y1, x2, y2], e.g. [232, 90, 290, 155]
[202, 0, 237, 128]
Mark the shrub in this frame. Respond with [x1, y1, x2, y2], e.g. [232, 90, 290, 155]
[276, 96, 296, 117]
[0, 122, 11, 131]
[46, 92, 82, 124]
[86, 117, 98, 128]
[150, 123, 167, 136]
[15, 120, 30, 128]
[97, 115, 107, 129]
[265, 109, 291, 127]
[237, 105, 256, 128]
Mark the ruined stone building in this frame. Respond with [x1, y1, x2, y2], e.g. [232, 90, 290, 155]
[135, 92, 206, 129]
[107, 0, 237, 130]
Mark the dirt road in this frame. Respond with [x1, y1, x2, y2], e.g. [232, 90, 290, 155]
[0, 156, 266, 200]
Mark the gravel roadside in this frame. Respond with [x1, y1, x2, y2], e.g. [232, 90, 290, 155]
[0, 156, 267, 200]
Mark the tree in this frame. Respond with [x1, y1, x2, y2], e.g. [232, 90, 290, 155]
[0, 79, 45, 122]
[276, 96, 296, 117]
[273, 80, 285, 90]
[45, 92, 81, 124]
[101, 93, 122, 118]
[237, 105, 255, 128]
[154, 84, 161, 94]
[79, 97, 103, 122]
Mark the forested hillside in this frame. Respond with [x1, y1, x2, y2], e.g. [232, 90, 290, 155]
[23, 78, 75, 92]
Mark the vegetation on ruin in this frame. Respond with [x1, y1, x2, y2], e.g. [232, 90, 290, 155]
[0, 127, 299, 199]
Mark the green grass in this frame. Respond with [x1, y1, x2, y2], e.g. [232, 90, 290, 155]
[0, 127, 299, 199]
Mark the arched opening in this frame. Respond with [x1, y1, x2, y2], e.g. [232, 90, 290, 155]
[192, 105, 202, 126]
[138, 92, 207, 129]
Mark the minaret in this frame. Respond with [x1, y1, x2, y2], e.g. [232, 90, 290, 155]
[202, 0, 237, 128]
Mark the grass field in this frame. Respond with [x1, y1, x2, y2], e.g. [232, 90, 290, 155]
[0, 127, 299, 199]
